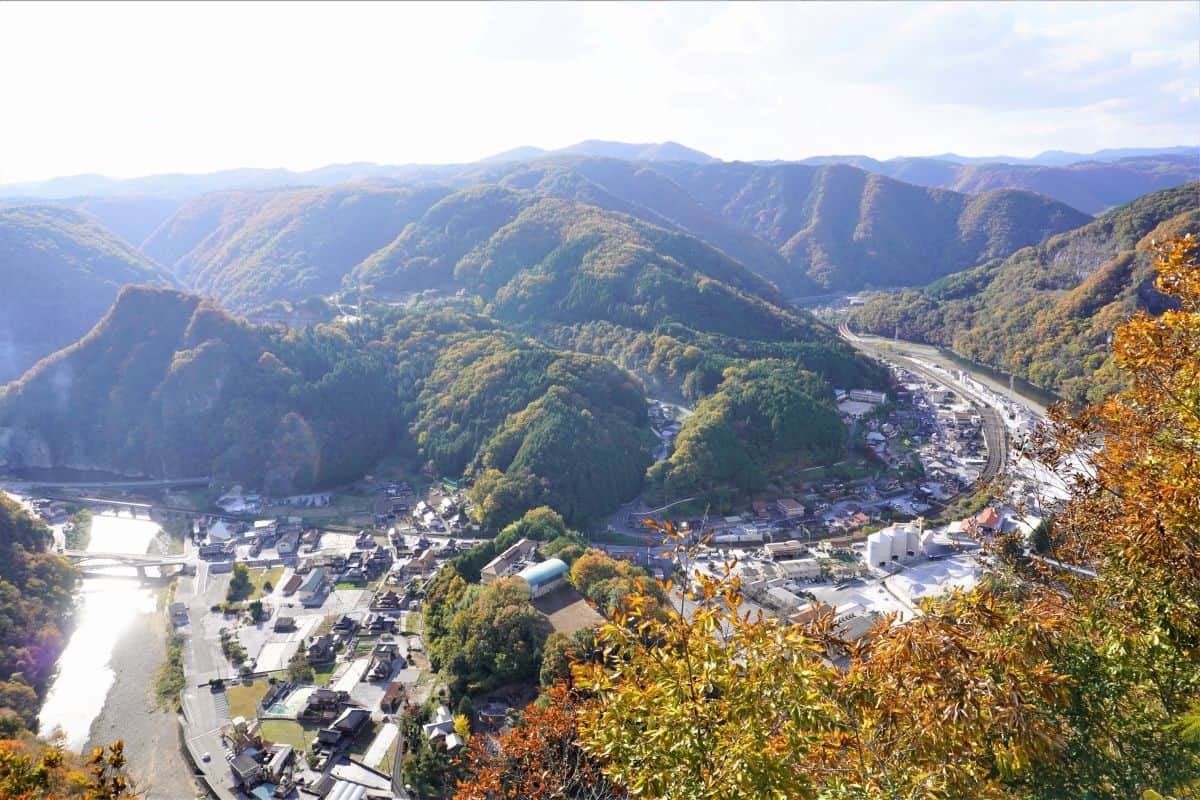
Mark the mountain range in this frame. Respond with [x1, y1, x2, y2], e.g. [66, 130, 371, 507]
[125, 159, 1090, 310]
[0, 152, 1131, 380]
[0, 140, 1192, 516]
[847, 182, 1199, 404]
[2, 142, 1193, 216]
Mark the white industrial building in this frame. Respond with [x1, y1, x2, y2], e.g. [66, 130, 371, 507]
[865, 520, 924, 567]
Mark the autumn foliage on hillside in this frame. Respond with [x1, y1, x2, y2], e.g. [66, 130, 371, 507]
[0, 739, 132, 800]
[454, 237, 1199, 800]
[455, 683, 623, 800]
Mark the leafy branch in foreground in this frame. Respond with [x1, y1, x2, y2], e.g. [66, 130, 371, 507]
[563, 237, 1200, 800]
[572, 518, 1069, 800]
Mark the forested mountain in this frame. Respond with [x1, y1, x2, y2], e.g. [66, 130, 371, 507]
[651, 161, 1090, 292]
[645, 359, 845, 508]
[354, 186, 793, 326]
[0, 206, 175, 385]
[0, 495, 76, 733]
[486, 158, 806, 292]
[0, 194, 185, 248]
[0, 286, 655, 528]
[0, 263, 880, 524]
[352, 181, 881, 386]
[847, 182, 1199, 404]
[142, 184, 452, 310]
[351, 164, 1088, 302]
[856, 154, 1197, 215]
[5, 153, 1116, 319]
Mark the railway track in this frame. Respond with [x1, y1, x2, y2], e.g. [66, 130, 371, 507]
[838, 321, 1009, 487]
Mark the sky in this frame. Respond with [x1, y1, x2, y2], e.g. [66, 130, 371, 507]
[0, 0, 1196, 183]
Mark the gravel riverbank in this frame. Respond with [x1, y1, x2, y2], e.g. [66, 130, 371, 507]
[85, 604, 202, 800]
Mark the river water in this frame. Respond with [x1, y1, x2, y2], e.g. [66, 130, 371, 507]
[37, 511, 160, 751]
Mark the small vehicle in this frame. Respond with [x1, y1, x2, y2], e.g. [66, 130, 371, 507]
[201, 752, 211, 762]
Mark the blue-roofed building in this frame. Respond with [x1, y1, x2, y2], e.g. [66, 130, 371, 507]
[515, 558, 569, 598]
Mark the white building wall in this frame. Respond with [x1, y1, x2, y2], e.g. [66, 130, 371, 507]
[866, 534, 891, 566]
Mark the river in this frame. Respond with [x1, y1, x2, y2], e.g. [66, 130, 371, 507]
[37, 511, 160, 751]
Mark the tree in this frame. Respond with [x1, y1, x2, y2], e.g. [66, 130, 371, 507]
[454, 682, 625, 800]
[426, 578, 552, 698]
[572, 520, 1070, 800]
[539, 632, 572, 687]
[0, 737, 135, 799]
[1014, 236, 1200, 797]
[569, 550, 667, 619]
[0, 681, 39, 729]
[453, 714, 471, 740]
[286, 641, 314, 684]
[226, 563, 252, 602]
[569, 239, 1200, 800]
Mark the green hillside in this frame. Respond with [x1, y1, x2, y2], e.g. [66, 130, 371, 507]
[645, 359, 845, 509]
[489, 158, 805, 292]
[144, 184, 451, 309]
[653, 162, 1091, 293]
[354, 187, 801, 337]
[351, 184, 526, 294]
[139, 162, 1094, 310]
[0, 206, 175, 385]
[354, 183, 883, 395]
[848, 183, 1199, 404]
[141, 188, 280, 274]
[0, 287, 655, 528]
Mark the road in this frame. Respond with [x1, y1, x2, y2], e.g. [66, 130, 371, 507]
[4, 477, 211, 490]
[175, 556, 242, 800]
[839, 321, 1009, 487]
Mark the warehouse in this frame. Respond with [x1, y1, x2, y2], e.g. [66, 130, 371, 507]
[516, 558, 569, 598]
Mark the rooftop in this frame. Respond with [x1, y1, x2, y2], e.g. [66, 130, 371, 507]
[516, 557, 568, 587]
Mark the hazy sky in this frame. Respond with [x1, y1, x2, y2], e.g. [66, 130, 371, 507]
[1, 0, 1196, 183]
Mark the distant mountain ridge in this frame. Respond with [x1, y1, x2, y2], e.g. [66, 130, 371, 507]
[782, 152, 1197, 214]
[142, 184, 452, 310]
[642, 161, 1091, 293]
[927, 145, 1199, 166]
[6, 143, 1189, 204]
[139, 159, 1092, 307]
[0, 205, 175, 384]
[482, 140, 717, 164]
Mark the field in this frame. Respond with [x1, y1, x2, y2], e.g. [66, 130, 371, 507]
[248, 567, 284, 600]
[258, 719, 320, 750]
[227, 679, 270, 719]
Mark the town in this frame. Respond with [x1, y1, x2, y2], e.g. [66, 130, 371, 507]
[4, 324, 1061, 800]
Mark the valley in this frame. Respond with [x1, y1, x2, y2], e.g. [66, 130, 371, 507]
[0, 141, 1194, 800]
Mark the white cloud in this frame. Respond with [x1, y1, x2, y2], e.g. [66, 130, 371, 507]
[0, 0, 1194, 183]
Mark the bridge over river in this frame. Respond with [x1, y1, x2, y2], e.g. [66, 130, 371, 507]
[60, 549, 192, 579]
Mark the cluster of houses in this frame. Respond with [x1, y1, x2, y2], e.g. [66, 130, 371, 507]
[227, 739, 296, 798]
[647, 401, 684, 460]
